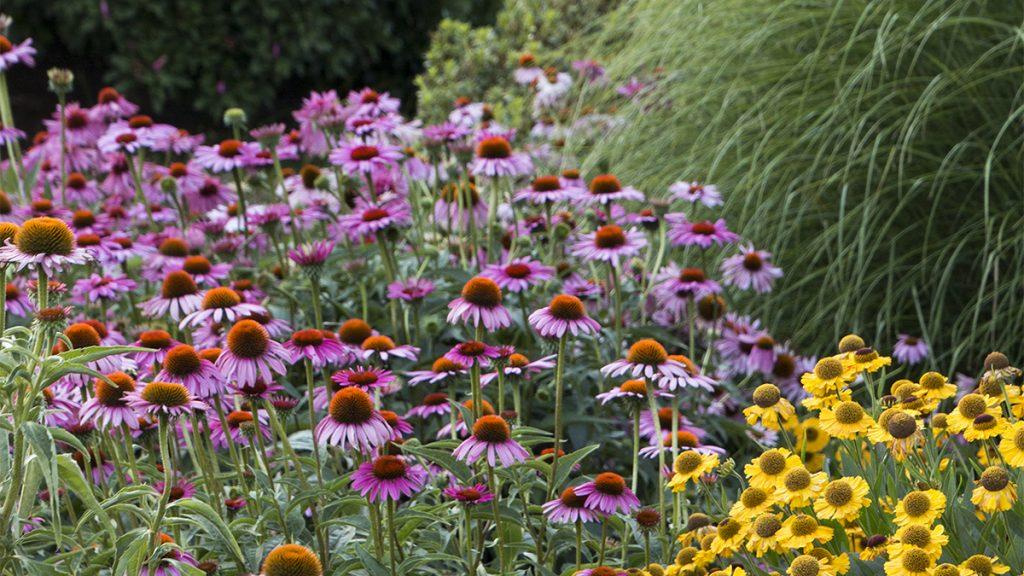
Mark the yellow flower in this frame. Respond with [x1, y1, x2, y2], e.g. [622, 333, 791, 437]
[813, 476, 870, 521]
[819, 401, 875, 439]
[786, 554, 835, 576]
[946, 393, 1000, 434]
[672, 546, 707, 572]
[710, 518, 746, 556]
[844, 347, 891, 376]
[667, 450, 719, 491]
[931, 564, 961, 576]
[886, 524, 947, 560]
[729, 486, 776, 522]
[801, 386, 852, 412]
[808, 549, 849, 576]
[917, 371, 957, 402]
[778, 514, 833, 551]
[745, 513, 784, 557]
[708, 568, 746, 576]
[962, 413, 1009, 442]
[779, 466, 826, 508]
[795, 418, 830, 453]
[892, 489, 945, 527]
[745, 448, 801, 491]
[890, 381, 938, 415]
[801, 357, 850, 398]
[676, 513, 715, 546]
[997, 420, 1024, 467]
[744, 383, 796, 430]
[971, 466, 1017, 515]
[883, 548, 934, 576]
[959, 554, 1010, 576]
[858, 534, 889, 561]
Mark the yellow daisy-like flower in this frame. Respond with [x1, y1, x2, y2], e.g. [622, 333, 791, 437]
[710, 518, 747, 556]
[813, 476, 871, 521]
[795, 418, 830, 453]
[808, 548, 849, 576]
[673, 546, 708, 573]
[708, 568, 746, 576]
[971, 466, 1017, 515]
[667, 450, 719, 491]
[962, 413, 1009, 442]
[858, 534, 889, 561]
[843, 347, 891, 377]
[801, 385, 853, 412]
[892, 489, 945, 527]
[801, 357, 850, 398]
[931, 564, 961, 576]
[946, 393, 1000, 434]
[693, 533, 718, 567]
[779, 466, 827, 508]
[959, 554, 1010, 576]
[883, 547, 934, 576]
[882, 411, 923, 461]
[819, 401, 875, 439]
[778, 513, 833, 551]
[745, 513, 784, 558]
[889, 381, 938, 416]
[886, 523, 948, 560]
[676, 513, 715, 546]
[745, 448, 802, 491]
[917, 371, 957, 402]
[743, 383, 796, 430]
[787, 554, 836, 576]
[728, 486, 777, 522]
[997, 420, 1024, 467]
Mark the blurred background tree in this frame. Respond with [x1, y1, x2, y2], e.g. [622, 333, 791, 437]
[5, 0, 501, 131]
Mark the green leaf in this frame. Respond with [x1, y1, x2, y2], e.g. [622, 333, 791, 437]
[56, 454, 115, 544]
[169, 498, 248, 571]
[354, 544, 390, 576]
[551, 444, 600, 491]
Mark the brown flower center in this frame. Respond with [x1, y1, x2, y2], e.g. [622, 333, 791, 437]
[338, 319, 373, 345]
[362, 335, 396, 352]
[589, 174, 622, 194]
[758, 450, 787, 476]
[593, 224, 626, 249]
[349, 145, 380, 162]
[476, 136, 511, 159]
[218, 140, 243, 158]
[139, 330, 173, 349]
[593, 472, 626, 495]
[64, 323, 102, 348]
[261, 543, 322, 576]
[626, 339, 668, 366]
[461, 277, 502, 308]
[202, 287, 241, 310]
[15, 217, 75, 256]
[226, 320, 270, 358]
[328, 387, 374, 424]
[531, 175, 561, 192]
[164, 345, 202, 376]
[140, 382, 190, 408]
[371, 455, 407, 480]
[95, 372, 136, 406]
[473, 415, 511, 443]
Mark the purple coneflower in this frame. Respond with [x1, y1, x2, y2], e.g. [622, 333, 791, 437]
[529, 294, 602, 339]
[179, 255, 231, 287]
[141, 271, 203, 321]
[444, 482, 494, 505]
[574, 471, 641, 515]
[0, 217, 90, 274]
[447, 276, 513, 331]
[482, 258, 554, 293]
[453, 415, 530, 466]
[667, 215, 739, 248]
[156, 344, 225, 400]
[315, 387, 392, 452]
[668, 181, 723, 207]
[79, 372, 139, 429]
[379, 410, 414, 439]
[193, 139, 260, 173]
[209, 409, 272, 449]
[482, 352, 556, 385]
[152, 478, 196, 502]
[571, 224, 647, 264]
[126, 381, 207, 418]
[350, 455, 427, 502]
[5, 281, 32, 317]
[407, 357, 467, 386]
[893, 334, 929, 365]
[514, 175, 573, 204]
[469, 134, 533, 178]
[142, 533, 199, 576]
[179, 286, 265, 329]
[317, 367, 396, 408]
[580, 174, 645, 205]
[542, 486, 600, 524]
[188, 177, 235, 213]
[445, 340, 501, 368]
[71, 274, 136, 305]
[721, 246, 782, 293]
[386, 277, 435, 303]
[329, 141, 403, 174]
[336, 198, 411, 241]
[405, 392, 452, 420]
[595, 379, 672, 405]
[216, 319, 290, 387]
[132, 330, 181, 371]
[360, 335, 419, 363]
[0, 35, 36, 70]
[285, 329, 348, 368]
[602, 339, 694, 390]
[288, 240, 334, 269]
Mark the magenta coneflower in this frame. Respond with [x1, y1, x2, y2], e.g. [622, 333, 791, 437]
[640, 431, 724, 459]
[152, 478, 197, 502]
[126, 381, 207, 418]
[575, 472, 641, 515]
[216, 319, 290, 387]
[315, 387, 392, 452]
[407, 357, 467, 386]
[529, 294, 602, 339]
[141, 271, 203, 321]
[445, 340, 501, 368]
[580, 174, 645, 205]
[482, 352, 556, 385]
[336, 198, 411, 241]
[639, 408, 707, 441]
[79, 372, 139, 430]
[434, 183, 488, 228]
[179, 287, 266, 329]
[0, 217, 91, 274]
[470, 134, 533, 178]
[188, 177, 235, 213]
[542, 486, 600, 524]
[179, 255, 232, 287]
[329, 141, 403, 175]
[444, 482, 494, 505]
[91, 86, 139, 122]
[386, 277, 435, 303]
[285, 329, 349, 368]
[379, 410, 414, 439]
[0, 35, 36, 70]
[132, 330, 181, 371]
[447, 276, 513, 331]
[156, 344, 226, 400]
[351, 455, 427, 503]
[405, 392, 452, 420]
[288, 240, 334, 269]
[209, 409, 272, 449]
[143, 533, 199, 576]
[453, 415, 530, 466]
[667, 215, 739, 248]
[595, 379, 672, 405]
[571, 224, 647, 264]
[893, 334, 929, 365]
[514, 175, 573, 204]
[318, 366, 396, 408]
[602, 339, 694, 389]
[5, 281, 32, 317]
[668, 181, 723, 207]
[576, 568, 626, 576]
[71, 274, 136, 306]
[193, 139, 261, 173]
[482, 258, 554, 293]
[721, 245, 782, 293]
[360, 335, 419, 363]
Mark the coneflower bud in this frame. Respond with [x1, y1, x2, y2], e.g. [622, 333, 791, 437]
[983, 351, 1010, 371]
[47, 68, 74, 95]
[223, 108, 247, 129]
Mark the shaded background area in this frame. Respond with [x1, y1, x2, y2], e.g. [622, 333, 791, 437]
[4, 0, 501, 133]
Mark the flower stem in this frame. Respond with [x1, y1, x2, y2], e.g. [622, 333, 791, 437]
[546, 335, 568, 501]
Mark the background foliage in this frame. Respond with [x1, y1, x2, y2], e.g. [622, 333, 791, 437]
[554, 0, 1023, 371]
[5, 0, 501, 129]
